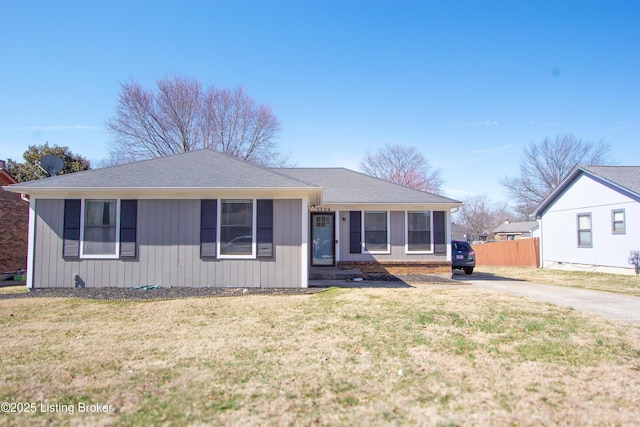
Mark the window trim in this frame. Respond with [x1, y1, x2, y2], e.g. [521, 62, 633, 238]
[577, 212, 593, 248]
[79, 199, 121, 259]
[362, 211, 390, 254]
[612, 209, 626, 235]
[405, 210, 434, 254]
[217, 199, 258, 259]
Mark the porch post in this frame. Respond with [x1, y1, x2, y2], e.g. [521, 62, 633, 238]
[334, 210, 340, 266]
[300, 197, 308, 288]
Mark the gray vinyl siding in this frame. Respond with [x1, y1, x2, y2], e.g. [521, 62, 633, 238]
[33, 199, 302, 288]
[339, 210, 446, 262]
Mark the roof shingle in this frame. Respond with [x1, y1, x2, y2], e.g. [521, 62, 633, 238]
[6, 150, 317, 190]
[278, 167, 460, 204]
[5, 149, 461, 206]
[580, 166, 640, 196]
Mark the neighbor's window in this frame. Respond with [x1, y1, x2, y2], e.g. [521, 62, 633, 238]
[577, 213, 592, 247]
[406, 211, 432, 252]
[612, 209, 625, 234]
[220, 199, 254, 256]
[82, 199, 118, 257]
[364, 211, 389, 252]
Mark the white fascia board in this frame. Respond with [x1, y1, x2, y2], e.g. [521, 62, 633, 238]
[316, 202, 462, 211]
[9, 187, 322, 200]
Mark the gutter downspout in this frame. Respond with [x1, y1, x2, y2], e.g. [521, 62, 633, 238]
[25, 197, 36, 289]
[536, 216, 543, 269]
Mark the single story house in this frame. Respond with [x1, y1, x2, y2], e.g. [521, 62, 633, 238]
[0, 160, 28, 273]
[450, 223, 469, 241]
[533, 165, 640, 275]
[4, 149, 462, 288]
[492, 220, 540, 241]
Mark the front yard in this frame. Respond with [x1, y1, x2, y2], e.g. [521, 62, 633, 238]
[1, 285, 640, 426]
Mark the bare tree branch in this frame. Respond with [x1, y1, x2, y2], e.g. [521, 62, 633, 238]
[500, 134, 614, 217]
[359, 144, 443, 194]
[454, 195, 514, 241]
[105, 74, 286, 166]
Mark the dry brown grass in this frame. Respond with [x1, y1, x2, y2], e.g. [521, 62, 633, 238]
[476, 266, 640, 296]
[1, 287, 640, 426]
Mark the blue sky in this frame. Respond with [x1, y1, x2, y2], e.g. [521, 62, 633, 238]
[1, 0, 638, 203]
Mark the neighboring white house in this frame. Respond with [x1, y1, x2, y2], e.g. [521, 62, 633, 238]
[533, 165, 640, 275]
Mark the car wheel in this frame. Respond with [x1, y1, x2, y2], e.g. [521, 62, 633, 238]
[464, 267, 474, 275]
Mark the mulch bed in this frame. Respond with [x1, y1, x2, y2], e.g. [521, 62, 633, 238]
[0, 274, 464, 301]
[0, 286, 327, 301]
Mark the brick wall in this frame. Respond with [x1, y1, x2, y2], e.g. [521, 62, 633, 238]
[337, 260, 452, 278]
[0, 187, 28, 272]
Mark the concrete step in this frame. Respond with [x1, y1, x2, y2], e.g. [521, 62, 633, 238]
[309, 267, 363, 281]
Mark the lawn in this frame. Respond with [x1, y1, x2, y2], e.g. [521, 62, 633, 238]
[475, 265, 640, 297]
[1, 287, 640, 426]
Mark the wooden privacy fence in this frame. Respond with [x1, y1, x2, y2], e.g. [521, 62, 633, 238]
[472, 238, 540, 268]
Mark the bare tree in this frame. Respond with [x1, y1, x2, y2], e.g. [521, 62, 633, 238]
[203, 87, 283, 166]
[454, 195, 513, 241]
[105, 74, 286, 166]
[359, 144, 443, 194]
[500, 134, 614, 217]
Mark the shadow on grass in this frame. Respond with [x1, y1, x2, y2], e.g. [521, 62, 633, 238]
[333, 281, 415, 289]
[452, 270, 527, 282]
[0, 281, 27, 288]
[312, 272, 467, 288]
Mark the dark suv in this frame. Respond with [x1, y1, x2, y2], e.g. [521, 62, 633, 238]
[452, 240, 475, 275]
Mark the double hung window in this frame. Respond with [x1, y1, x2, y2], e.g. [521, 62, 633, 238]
[577, 213, 592, 247]
[406, 211, 432, 252]
[81, 199, 119, 258]
[220, 199, 255, 257]
[612, 209, 625, 234]
[363, 211, 389, 253]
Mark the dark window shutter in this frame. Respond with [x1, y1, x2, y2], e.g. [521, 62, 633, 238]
[257, 199, 274, 258]
[200, 200, 217, 258]
[120, 200, 138, 258]
[349, 210, 362, 254]
[63, 199, 81, 258]
[433, 211, 446, 254]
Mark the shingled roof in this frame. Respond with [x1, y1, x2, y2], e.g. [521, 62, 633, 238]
[533, 165, 640, 217]
[4, 149, 461, 206]
[493, 221, 539, 234]
[277, 167, 460, 205]
[580, 166, 640, 196]
[5, 150, 318, 191]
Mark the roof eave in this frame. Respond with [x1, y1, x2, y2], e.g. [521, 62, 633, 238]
[319, 201, 463, 210]
[533, 166, 640, 218]
[4, 186, 323, 200]
[532, 166, 585, 218]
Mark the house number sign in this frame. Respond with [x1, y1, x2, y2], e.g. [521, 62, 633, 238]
[311, 206, 331, 212]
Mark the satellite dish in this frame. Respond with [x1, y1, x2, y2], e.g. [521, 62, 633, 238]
[40, 154, 64, 176]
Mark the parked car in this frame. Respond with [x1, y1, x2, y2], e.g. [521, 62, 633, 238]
[452, 240, 475, 275]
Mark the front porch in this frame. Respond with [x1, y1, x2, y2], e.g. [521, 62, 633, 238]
[309, 260, 453, 282]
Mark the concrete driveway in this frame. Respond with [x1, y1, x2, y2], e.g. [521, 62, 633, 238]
[454, 272, 640, 325]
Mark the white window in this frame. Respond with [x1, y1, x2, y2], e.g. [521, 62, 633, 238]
[219, 199, 256, 258]
[612, 209, 625, 234]
[363, 211, 389, 253]
[577, 213, 592, 247]
[81, 199, 120, 258]
[406, 211, 432, 253]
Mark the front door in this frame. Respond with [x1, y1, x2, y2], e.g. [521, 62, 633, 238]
[311, 213, 335, 266]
